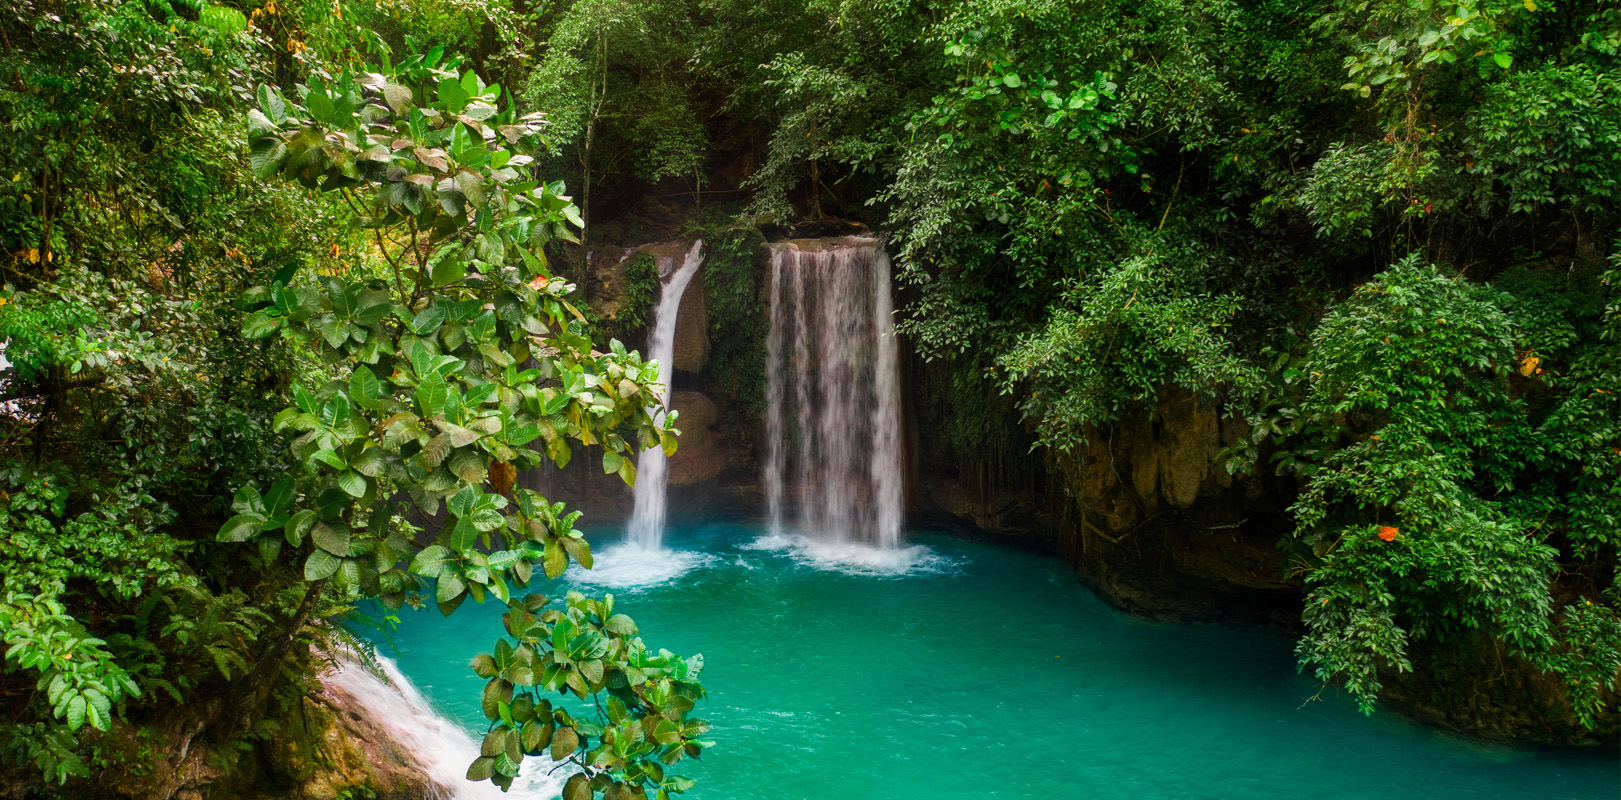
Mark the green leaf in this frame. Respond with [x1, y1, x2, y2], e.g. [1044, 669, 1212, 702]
[543, 540, 567, 579]
[432, 254, 468, 286]
[65, 696, 86, 731]
[383, 83, 413, 115]
[450, 517, 481, 553]
[218, 513, 265, 543]
[604, 614, 637, 636]
[304, 550, 342, 580]
[258, 84, 288, 125]
[450, 448, 486, 484]
[335, 470, 367, 498]
[438, 77, 470, 114]
[455, 170, 487, 209]
[410, 544, 455, 578]
[308, 90, 335, 124]
[437, 572, 467, 605]
[350, 365, 382, 409]
[522, 720, 554, 753]
[549, 726, 579, 761]
[467, 756, 497, 781]
[263, 477, 297, 516]
[1493, 51, 1513, 69]
[312, 520, 352, 556]
[412, 306, 449, 335]
[561, 536, 592, 570]
[242, 309, 282, 338]
[563, 773, 592, 800]
[416, 370, 449, 417]
[285, 509, 316, 545]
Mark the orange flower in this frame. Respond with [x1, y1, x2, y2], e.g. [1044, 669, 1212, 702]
[1377, 526, 1399, 542]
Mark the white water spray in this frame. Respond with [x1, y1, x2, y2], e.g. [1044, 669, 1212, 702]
[627, 240, 705, 550]
[763, 237, 904, 548]
[323, 653, 562, 798]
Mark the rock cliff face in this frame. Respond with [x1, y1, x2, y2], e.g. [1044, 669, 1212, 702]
[919, 387, 1298, 626]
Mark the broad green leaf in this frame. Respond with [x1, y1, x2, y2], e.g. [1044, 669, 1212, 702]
[549, 726, 579, 761]
[437, 572, 467, 604]
[563, 773, 592, 800]
[433, 254, 468, 286]
[412, 306, 448, 336]
[218, 513, 265, 543]
[522, 720, 554, 753]
[335, 470, 367, 498]
[304, 550, 342, 580]
[438, 77, 470, 114]
[543, 540, 567, 579]
[466, 756, 497, 781]
[450, 517, 481, 553]
[383, 83, 413, 115]
[455, 170, 487, 209]
[263, 477, 297, 516]
[312, 520, 352, 555]
[285, 509, 316, 545]
[410, 544, 455, 578]
[416, 370, 449, 417]
[258, 84, 288, 125]
[560, 536, 592, 570]
[242, 309, 282, 338]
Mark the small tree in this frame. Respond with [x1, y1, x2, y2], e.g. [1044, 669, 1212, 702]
[233, 47, 709, 796]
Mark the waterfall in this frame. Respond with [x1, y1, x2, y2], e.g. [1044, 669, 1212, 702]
[323, 652, 562, 798]
[763, 237, 904, 548]
[627, 240, 705, 549]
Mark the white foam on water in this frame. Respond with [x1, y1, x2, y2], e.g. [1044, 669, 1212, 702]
[323, 653, 564, 799]
[742, 531, 957, 577]
[569, 542, 717, 589]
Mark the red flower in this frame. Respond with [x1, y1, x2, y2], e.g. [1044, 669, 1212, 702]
[1377, 526, 1399, 542]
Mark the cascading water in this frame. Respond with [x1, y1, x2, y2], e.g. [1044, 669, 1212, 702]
[763, 237, 904, 548]
[626, 240, 705, 550]
[323, 652, 561, 798]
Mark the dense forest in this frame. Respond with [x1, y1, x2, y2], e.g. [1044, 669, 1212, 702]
[1, 0, 1617, 796]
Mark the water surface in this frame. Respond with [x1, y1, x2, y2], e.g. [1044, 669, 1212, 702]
[374, 522, 1619, 800]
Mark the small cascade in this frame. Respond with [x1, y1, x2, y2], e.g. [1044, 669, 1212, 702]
[627, 240, 705, 549]
[764, 237, 904, 548]
[323, 652, 561, 798]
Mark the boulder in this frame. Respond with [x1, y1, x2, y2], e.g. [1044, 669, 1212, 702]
[672, 276, 709, 372]
[667, 391, 726, 486]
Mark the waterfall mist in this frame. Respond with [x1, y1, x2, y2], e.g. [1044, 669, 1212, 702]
[764, 237, 904, 548]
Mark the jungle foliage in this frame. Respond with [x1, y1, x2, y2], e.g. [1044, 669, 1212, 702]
[500, 0, 1620, 732]
[1, 0, 1617, 794]
[1, 0, 706, 795]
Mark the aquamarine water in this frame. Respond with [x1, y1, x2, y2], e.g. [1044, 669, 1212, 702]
[371, 522, 1618, 800]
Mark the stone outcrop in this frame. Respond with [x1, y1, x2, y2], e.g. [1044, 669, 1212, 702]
[672, 279, 709, 373]
[667, 391, 726, 486]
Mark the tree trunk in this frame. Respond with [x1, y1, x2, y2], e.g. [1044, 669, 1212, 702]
[227, 577, 328, 733]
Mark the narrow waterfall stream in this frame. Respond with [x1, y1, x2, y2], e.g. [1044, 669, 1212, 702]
[764, 237, 904, 548]
[324, 652, 563, 799]
[627, 240, 706, 550]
